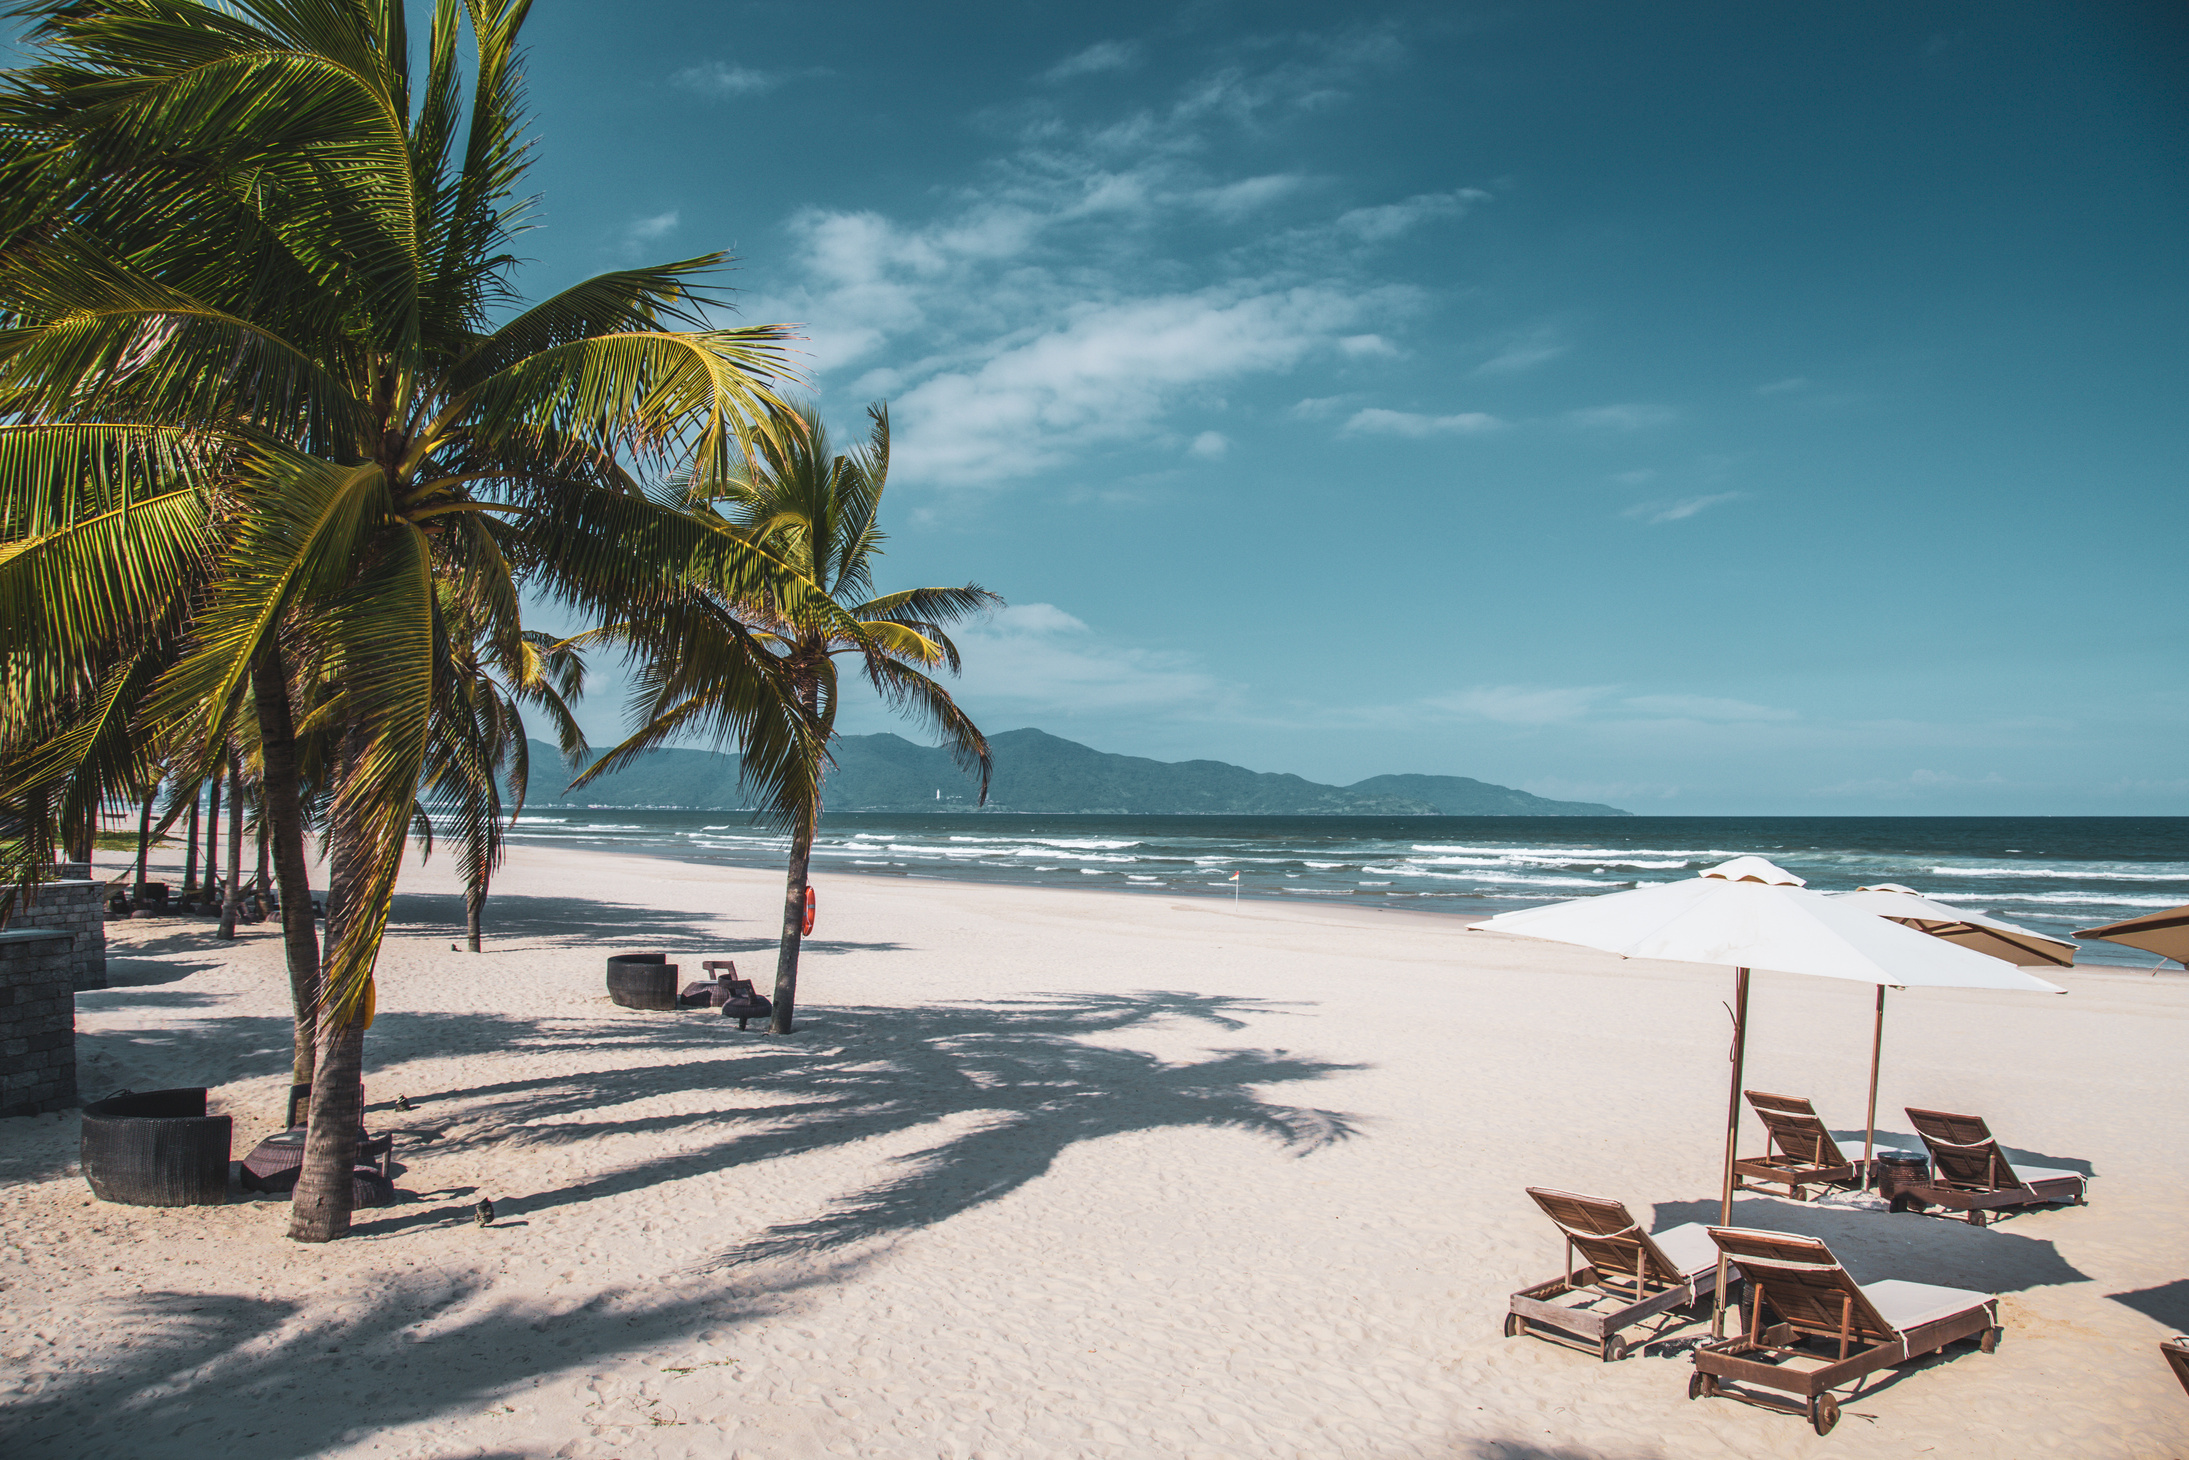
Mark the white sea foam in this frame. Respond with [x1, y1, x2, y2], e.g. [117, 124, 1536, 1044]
[1959, 891, 2182, 908]
[1409, 844, 1720, 861]
[947, 835, 1140, 850]
[1926, 865, 2186, 883]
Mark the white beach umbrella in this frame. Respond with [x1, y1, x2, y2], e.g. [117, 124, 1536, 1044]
[1469, 856, 2063, 1333]
[1832, 884, 2079, 968]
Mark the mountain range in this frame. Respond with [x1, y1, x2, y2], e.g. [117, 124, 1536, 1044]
[523, 728, 1627, 817]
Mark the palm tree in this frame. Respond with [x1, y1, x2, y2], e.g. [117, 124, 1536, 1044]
[0, 0, 839, 1240]
[424, 608, 587, 953]
[583, 402, 999, 1032]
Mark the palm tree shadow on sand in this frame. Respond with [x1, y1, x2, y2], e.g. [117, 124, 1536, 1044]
[356, 990, 1364, 1268]
[9, 992, 1364, 1460]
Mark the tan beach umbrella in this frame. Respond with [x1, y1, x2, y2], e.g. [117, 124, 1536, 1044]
[1834, 885, 2079, 968]
[1468, 856, 2063, 1334]
[1826, 885, 2075, 1199]
[2073, 903, 2189, 969]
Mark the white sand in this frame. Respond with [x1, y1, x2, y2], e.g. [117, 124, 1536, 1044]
[3, 841, 2185, 1458]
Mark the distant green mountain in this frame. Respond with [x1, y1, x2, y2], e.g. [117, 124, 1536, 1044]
[525, 728, 1627, 816]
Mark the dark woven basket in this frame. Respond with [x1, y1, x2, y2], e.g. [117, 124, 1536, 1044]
[606, 953, 679, 1010]
[80, 1087, 231, 1206]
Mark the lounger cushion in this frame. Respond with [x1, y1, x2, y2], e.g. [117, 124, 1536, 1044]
[1862, 1278, 1990, 1333]
[2010, 1164, 2084, 1186]
[1648, 1222, 1722, 1279]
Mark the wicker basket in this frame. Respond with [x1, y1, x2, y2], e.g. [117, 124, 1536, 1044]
[80, 1087, 231, 1206]
[606, 953, 680, 1010]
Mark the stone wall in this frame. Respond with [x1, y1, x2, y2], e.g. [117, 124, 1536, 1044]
[5, 879, 108, 992]
[0, 928, 76, 1117]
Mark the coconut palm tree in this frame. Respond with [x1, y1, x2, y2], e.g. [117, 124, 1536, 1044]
[423, 608, 588, 953]
[581, 402, 999, 1032]
[0, 0, 838, 1240]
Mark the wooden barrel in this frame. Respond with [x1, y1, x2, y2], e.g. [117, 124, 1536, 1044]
[606, 953, 679, 1010]
[80, 1087, 230, 1206]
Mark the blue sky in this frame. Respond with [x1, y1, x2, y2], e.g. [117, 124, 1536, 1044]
[329, 6, 2189, 809]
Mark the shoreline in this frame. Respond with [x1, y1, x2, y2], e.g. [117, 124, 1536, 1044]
[497, 829, 2189, 973]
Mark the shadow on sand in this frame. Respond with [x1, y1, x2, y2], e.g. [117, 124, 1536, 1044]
[8, 990, 1363, 1459]
[2109, 1278, 2189, 1330]
[1828, 1124, 2099, 1180]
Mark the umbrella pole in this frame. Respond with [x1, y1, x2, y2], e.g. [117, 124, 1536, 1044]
[1863, 984, 1885, 1191]
[1712, 967, 1751, 1339]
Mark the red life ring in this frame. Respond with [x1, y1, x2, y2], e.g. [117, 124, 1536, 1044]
[802, 885, 816, 936]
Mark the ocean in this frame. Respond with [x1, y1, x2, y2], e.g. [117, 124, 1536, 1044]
[504, 812, 2188, 970]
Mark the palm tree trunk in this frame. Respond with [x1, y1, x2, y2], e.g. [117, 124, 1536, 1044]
[131, 782, 156, 902]
[287, 1008, 365, 1242]
[770, 809, 815, 1034]
[252, 645, 320, 1090]
[218, 757, 244, 938]
[287, 787, 364, 1244]
[465, 873, 484, 952]
[182, 796, 199, 900]
[201, 770, 221, 908]
[253, 816, 271, 922]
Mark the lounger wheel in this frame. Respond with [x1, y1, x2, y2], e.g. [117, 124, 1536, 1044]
[1599, 1335, 1627, 1363]
[1687, 1373, 1716, 1401]
[1503, 1313, 1524, 1339]
[1980, 1326, 2000, 1354]
[1963, 1208, 1987, 1228]
[1808, 1394, 1839, 1436]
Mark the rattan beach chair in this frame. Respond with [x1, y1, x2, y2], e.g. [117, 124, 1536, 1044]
[1734, 1091, 1858, 1199]
[1505, 1188, 1738, 1362]
[241, 1082, 393, 1196]
[1689, 1227, 1999, 1436]
[1899, 1107, 2088, 1226]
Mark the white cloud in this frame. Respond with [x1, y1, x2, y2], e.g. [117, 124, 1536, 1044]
[1423, 684, 1795, 728]
[736, 38, 1455, 492]
[1042, 40, 1142, 83]
[1472, 324, 1567, 376]
[1288, 395, 1356, 419]
[954, 604, 1234, 714]
[1565, 403, 1677, 430]
[1808, 768, 2010, 800]
[1343, 407, 1503, 437]
[1610, 468, 1657, 485]
[617, 210, 679, 256]
[1188, 430, 1230, 460]
[1196, 174, 1307, 220]
[1622, 491, 1744, 524]
[1755, 376, 1810, 395]
[890, 285, 1378, 485]
[1333, 189, 1489, 242]
[1429, 685, 1613, 725]
[671, 60, 785, 97]
[1621, 694, 1794, 723]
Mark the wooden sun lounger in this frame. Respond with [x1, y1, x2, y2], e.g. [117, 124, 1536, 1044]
[1734, 1091, 1858, 1200]
[2163, 1337, 2189, 1396]
[1898, 1107, 2088, 1226]
[1689, 1227, 1999, 1436]
[1506, 1188, 1738, 1362]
